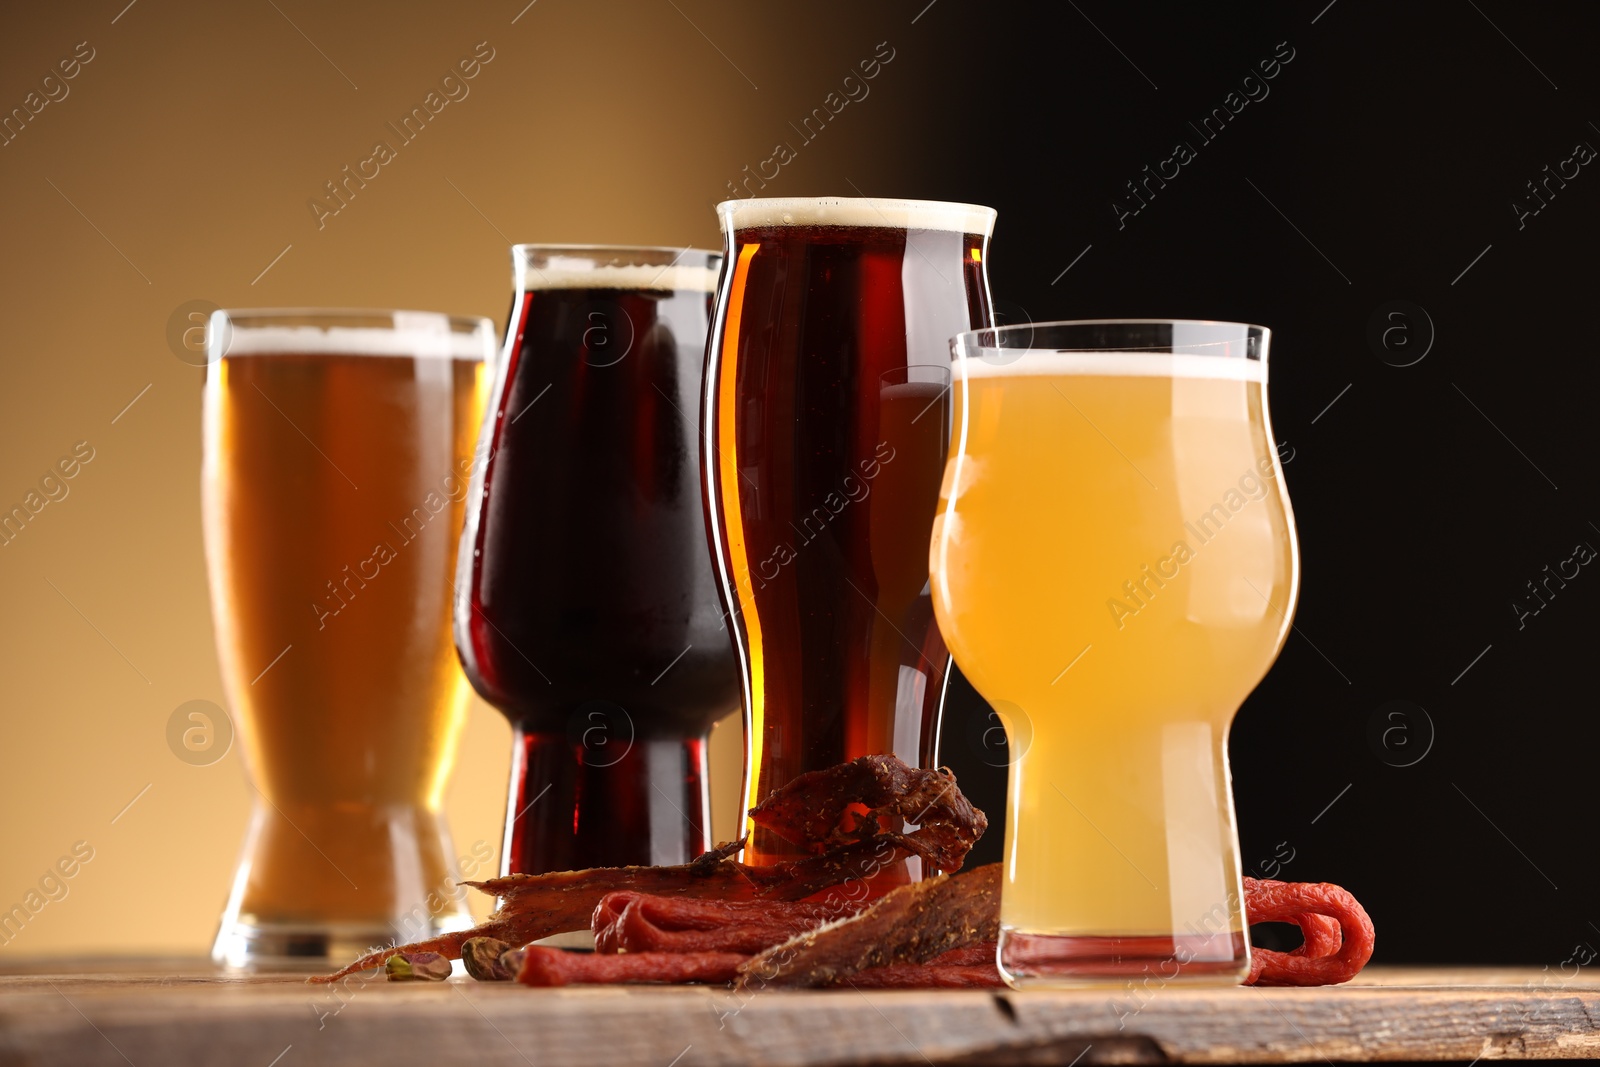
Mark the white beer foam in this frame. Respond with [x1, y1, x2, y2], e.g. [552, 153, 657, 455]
[718, 197, 996, 236]
[955, 351, 1267, 383]
[219, 321, 493, 360]
[523, 261, 721, 292]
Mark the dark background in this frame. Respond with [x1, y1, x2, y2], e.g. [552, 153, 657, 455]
[926, 1, 1599, 966]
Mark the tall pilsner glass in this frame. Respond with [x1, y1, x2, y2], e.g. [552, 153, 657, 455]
[704, 197, 995, 888]
[932, 321, 1299, 985]
[204, 309, 494, 966]
[455, 247, 741, 877]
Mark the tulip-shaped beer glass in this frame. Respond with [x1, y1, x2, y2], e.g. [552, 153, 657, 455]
[931, 320, 1299, 985]
[455, 246, 741, 877]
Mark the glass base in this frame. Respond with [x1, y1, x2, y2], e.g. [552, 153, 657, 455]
[211, 800, 476, 970]
[211, 917, 472, 971]
[998, 927, 1250, 988]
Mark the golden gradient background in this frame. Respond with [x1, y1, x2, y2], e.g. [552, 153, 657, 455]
[0, 0, 940, 955]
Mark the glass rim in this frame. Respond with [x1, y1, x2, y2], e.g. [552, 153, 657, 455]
[951, 319, 1270, 381]
[956, 318, 1269, 344]
[511, 245, 723, 295]
[716, 195, 996, 236]
[954, 318, 1270, 355]
[218, 307, 494, 331]
[209, 307, 496, 362]
[511, 243, 721, 261]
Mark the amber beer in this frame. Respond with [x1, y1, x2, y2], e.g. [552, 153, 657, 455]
[203, 310, 493, 965]
[932, 321, 1299, 985]
[704, 197, 995, 887]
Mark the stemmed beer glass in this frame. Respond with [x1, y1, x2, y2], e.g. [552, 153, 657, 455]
[931, 320, 1299, 985]
[455, 247, 741, 877]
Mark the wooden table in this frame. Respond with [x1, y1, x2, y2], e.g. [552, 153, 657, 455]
[1, 961, 1595, 1065]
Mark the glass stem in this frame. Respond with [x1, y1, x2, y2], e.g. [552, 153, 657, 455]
[503, 729, 711, 875]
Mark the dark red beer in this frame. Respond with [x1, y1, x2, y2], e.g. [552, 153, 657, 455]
[703, 198, 995, 886]
[456, 247, 740, 875]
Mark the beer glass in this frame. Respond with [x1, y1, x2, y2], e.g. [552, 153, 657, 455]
[704, 197, 995, 887]
[932, 320, 1299, 986]
[455, 246, 741, 876]
[203, 309, 495, 966]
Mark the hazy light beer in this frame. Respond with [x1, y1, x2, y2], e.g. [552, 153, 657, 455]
[456, 247, 741, 876]
[704, 197, 995, 886]
[203, 310, 494, 966]
[932, 322, 1298, 984]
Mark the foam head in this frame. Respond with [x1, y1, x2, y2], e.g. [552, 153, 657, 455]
[955, 351, 1267, 383]
[513, 247, 722, 294]
[718, 196, 996, 236]
[212, 310, 496, 361]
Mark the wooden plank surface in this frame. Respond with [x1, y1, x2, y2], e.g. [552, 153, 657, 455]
[0, 962, 1596, 1065]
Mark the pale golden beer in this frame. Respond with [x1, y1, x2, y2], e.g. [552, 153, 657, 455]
[202, 310, 494, 966]
[931, 321, 1298, 986]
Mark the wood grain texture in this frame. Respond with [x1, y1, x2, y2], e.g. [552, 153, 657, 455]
[0, 962, 1595, 1065]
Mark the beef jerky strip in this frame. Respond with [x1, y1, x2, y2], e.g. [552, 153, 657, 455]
[512, 943, 999, 990]
[844, 943, 1004, 989]
[747, 756, 988, 875]
[313, 754, 987, 984]
[913, 943, 997, 967]
[313, 838, 884, 983]
[1243, 877, 1375, 986]
[516, 946, 746, 988]
[311, 839, 739, 984]
[482, 756, 983, 909]
[594, 892, 868, 956]
[511, 943, 1004, 990]
[728, 871, 1368, 992]
[736, 863, 1002, 990]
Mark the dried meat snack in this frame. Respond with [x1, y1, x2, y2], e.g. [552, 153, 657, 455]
[516, 938, 1001, 989]
[313, 754, 986, 984]
[1290, 913, 1343, 960]
[515, 946, 746, 987]
[594, 892, 866, 955]
[737, 863, 1002, 990]
[843, 943, 1004, 989]
[1242, 877, 1375, 986]
[312, 841, 904, 983]
[748, 756, 988, 875]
